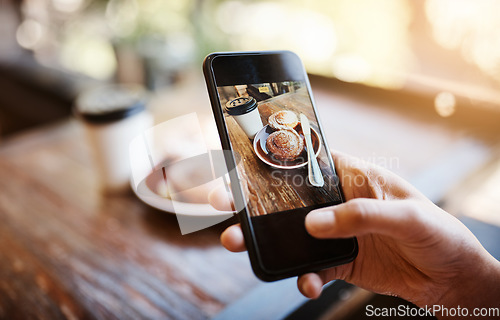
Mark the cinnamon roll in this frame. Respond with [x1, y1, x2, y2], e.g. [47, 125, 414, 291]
[266, 129, 304, 161]
[268, 110, 299, 130]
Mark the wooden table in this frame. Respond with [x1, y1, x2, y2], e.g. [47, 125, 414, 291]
[0, 120, 260, 319]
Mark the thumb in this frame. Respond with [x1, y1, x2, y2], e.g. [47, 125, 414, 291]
[208, 185, 234, 211]
[305, 198, 424, 240]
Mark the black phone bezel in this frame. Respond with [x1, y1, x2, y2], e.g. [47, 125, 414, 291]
[203, 51, 358, 281]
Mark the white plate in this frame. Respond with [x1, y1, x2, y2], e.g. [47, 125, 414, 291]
[253, 125, 322, 169]
[128, 113, 234, 217]
[133, 171, 234, 217]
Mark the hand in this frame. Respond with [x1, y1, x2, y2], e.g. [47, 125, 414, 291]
[209, 151, 500, 315]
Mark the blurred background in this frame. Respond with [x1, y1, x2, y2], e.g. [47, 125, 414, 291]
[1, 0, 500, 319]
[2, 0, 500, 114]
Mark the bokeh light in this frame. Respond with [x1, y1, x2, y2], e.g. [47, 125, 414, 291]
[216, 1, 337, 74]
[51, 0, 84, 13]
[215, 0, 412, 89]
[426, 0, 500, 86]
[16, 19, 44, 49]
[60, 29, 117, 79]
[434, 91, 456, 117]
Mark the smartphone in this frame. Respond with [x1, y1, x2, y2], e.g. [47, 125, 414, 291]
[203, 51, 358, 281]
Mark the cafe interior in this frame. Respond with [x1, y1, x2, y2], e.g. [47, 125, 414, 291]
[0, 0, 499, 319]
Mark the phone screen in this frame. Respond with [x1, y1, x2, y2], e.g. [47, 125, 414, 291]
[217, 81, 343, 216]
[206, 52, 357, 278]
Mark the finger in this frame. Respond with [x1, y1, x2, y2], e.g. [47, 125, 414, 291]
[305, 198, 424, 240]
[329, 150, 380, 200]
[330, 150, 385, 176]
[220, 224, 246, 252]
[330, 150, 358, 172]
[330, 150, 426, 201]
[208, 185, 234, 211]
[297, 261, 353, 298]
[297, 273, 323, 299]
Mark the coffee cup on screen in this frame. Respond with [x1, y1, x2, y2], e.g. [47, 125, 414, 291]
[225, 97, 263, 139]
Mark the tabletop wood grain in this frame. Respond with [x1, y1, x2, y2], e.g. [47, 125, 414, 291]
[0, 120, 259, 320]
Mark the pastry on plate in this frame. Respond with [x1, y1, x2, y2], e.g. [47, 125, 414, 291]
[266, 129, 304, 161]
[268, 110, 299, 130]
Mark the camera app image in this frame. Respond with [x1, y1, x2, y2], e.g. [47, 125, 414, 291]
[218, 81, 342, 217]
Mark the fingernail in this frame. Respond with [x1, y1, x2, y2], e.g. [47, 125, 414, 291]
[306, 209, 335, 232]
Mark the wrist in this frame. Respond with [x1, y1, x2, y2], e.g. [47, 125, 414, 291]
[435, 254, 500, 319]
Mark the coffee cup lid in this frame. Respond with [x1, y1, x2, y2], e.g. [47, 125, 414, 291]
[75, 84, 147, 124]
[225, 97, 257, 116]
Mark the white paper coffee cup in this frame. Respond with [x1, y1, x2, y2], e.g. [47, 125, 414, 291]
[225, 97, 263, 139]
